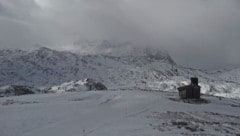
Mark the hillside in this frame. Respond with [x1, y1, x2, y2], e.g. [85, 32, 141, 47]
[0, 46, 176, 87]
[0, 43, 240, 98]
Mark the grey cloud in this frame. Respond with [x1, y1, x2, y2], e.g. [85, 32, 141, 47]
[0, 0, 240, 69]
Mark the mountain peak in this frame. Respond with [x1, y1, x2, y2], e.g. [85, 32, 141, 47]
[37, 47, 54, 52]
[32, 47, 58, 58]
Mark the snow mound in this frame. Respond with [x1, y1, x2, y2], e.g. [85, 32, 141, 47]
[46, 79, 107, 93]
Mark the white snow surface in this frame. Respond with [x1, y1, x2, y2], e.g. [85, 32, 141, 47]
[47, 79, 89, 93]
[0, 90, 240, 136]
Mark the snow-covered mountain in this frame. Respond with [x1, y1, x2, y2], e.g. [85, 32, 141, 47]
[0, 44, 177, 88]
[1, 42, 240, 136]
[0, 42, 239, 98]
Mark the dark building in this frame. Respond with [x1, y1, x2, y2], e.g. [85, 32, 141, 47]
[177, 78, 201, 99]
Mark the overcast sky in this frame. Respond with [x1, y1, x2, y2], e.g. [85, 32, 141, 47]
[0, 0, 240, 69]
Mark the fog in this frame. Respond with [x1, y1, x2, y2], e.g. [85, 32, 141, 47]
[0, 0, 240, 69]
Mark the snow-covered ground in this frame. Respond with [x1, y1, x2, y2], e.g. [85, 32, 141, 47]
[1, 44, 240, 136]
[1, 90, 240, 136]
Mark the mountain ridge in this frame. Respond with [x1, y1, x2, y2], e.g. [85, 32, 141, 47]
[0, 45, 240, 98]
[0, 46, 176, 87]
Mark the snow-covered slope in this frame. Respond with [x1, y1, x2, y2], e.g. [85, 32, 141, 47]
[213, 68, 240, 83]
[46, 78, 107, 93]
[0, 43, 240, 98]
[0, 90, 239, 136]
[0, 45, 177, 88]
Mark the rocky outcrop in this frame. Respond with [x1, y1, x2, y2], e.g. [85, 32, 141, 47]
[46, 78, 107, 93]
[0, 85, 39, 97]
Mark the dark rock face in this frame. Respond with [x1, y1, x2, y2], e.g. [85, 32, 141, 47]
[0, 85, 38, 97]
[94, 82, 108, 90]
[85, 78, 107, 91]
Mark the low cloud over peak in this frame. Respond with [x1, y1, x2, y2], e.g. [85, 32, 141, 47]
[0, 0, 240, 69]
